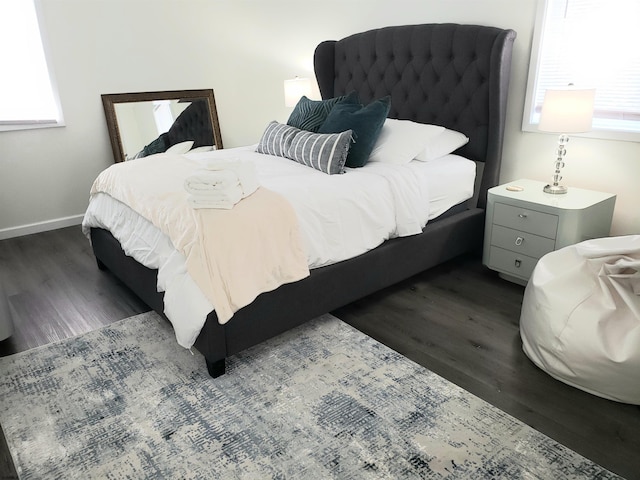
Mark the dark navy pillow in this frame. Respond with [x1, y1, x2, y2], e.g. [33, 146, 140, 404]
[287, 91, 359, 133]
[139, 132, 169, 157]
[318, 96, 391, 168]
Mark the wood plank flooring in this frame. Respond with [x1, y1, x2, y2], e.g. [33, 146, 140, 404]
[1, 226, 639, 479]
[335, 259, 640, 480]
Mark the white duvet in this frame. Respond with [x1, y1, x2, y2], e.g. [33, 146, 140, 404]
[82, 146, 475, 348]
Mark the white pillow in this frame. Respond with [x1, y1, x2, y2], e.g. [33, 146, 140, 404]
[414, 128, 469, 161]
[165, 140, 194, 154]
[188, 145, 216, 153]
[368, 119, 445, 165]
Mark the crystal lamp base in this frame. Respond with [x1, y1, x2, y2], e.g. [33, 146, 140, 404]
[543, 184, 568, 195]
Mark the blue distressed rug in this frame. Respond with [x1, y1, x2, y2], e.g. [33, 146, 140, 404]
[0, 312, 622, 479]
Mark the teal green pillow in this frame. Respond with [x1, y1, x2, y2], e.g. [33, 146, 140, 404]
[287, 91, 359, 133]
[318, 96, 391, 168]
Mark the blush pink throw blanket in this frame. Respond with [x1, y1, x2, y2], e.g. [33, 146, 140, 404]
[89, 154, 310, 324]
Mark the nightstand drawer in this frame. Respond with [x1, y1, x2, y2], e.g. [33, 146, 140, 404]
[488, 246, 538, 280]
[493, 202, 558, 239]
[491, 225, 556, 259]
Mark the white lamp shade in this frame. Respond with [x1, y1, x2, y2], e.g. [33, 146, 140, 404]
[284, 77, 312, 107]
[538, 87, 596, 133]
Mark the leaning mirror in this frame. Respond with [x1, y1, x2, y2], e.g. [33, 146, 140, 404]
[101, 89, 223, 163]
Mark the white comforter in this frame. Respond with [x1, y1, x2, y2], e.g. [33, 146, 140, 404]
[82, 146, 475, 348]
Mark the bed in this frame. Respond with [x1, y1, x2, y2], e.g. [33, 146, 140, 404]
[87, 23, 516, 377]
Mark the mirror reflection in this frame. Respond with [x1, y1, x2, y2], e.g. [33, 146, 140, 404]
[101, 89, 223, 163]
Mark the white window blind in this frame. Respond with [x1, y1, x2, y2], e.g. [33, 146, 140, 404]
[0, 0, 63, 130]
[523, 0, 640, 140]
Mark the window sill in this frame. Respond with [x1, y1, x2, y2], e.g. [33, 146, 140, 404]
[522, 122, 640, 143]
[0, 120, 65, 132]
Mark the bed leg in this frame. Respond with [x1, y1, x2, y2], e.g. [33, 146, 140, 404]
[96, 258, 108, 271]
[205, 358, 226, 378]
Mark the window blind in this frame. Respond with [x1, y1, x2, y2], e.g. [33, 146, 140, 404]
[525, 0, 640, 137]
[0, 0, 62, 130]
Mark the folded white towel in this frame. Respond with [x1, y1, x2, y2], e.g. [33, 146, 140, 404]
[184, 169, 239, 195]
[202, 159, 259, 198]
[187, 185, 243, 209]
[187, 198, 236, 210]
[184, 159, 259, 209]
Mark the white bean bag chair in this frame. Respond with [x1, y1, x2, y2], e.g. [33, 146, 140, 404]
[520, 235, 640, 404]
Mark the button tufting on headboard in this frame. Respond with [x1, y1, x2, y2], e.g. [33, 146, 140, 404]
[166, 99, 215, 149]
[313, 23, 516, 209]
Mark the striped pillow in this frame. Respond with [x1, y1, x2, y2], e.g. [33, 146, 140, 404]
[255, 121, 298, 157]
[287, 129, 352, 175]
[256, 121, 351, 175]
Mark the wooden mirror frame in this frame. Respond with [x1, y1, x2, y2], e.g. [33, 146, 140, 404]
[101, 89, 223, 163]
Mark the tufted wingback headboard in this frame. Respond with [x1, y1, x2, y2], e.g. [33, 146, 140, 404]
[314, 23, 516, 209]
[166, 99, 215, 149]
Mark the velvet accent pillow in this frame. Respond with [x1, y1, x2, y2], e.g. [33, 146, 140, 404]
[138, 132, 169, 158]
[287, 91, 359, 133]
[318, 96, 391, 168]
[256, 121, 351, 175]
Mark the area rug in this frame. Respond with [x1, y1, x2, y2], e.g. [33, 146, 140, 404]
[0, 312, 622, 479]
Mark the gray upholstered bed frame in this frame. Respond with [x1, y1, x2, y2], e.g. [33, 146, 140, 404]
[90, 23, 516, 377]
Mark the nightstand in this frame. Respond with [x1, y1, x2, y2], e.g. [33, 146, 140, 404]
[483, 179, 616, 285]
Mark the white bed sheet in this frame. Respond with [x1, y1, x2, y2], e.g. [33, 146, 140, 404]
[82, 147, 475, 347]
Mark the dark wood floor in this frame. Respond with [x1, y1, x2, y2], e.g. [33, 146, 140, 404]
[1, 226, 638, 479]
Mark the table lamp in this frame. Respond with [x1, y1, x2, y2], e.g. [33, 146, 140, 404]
[284, 77, 312, 107]
[538, 87, 596, 194]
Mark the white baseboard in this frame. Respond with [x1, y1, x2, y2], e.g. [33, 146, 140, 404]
[0, 214, 84, 241]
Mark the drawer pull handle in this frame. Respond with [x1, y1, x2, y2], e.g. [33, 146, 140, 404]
[518, 213, 527, 218]
[515, 259, 522, 268]
[515, 236, 524, 246]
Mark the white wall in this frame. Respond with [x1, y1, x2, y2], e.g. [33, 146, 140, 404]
[1, 0, 638, 238]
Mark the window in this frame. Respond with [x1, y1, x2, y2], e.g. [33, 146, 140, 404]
[0, 0, 63, 131]
[523, 0, 640, 141]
